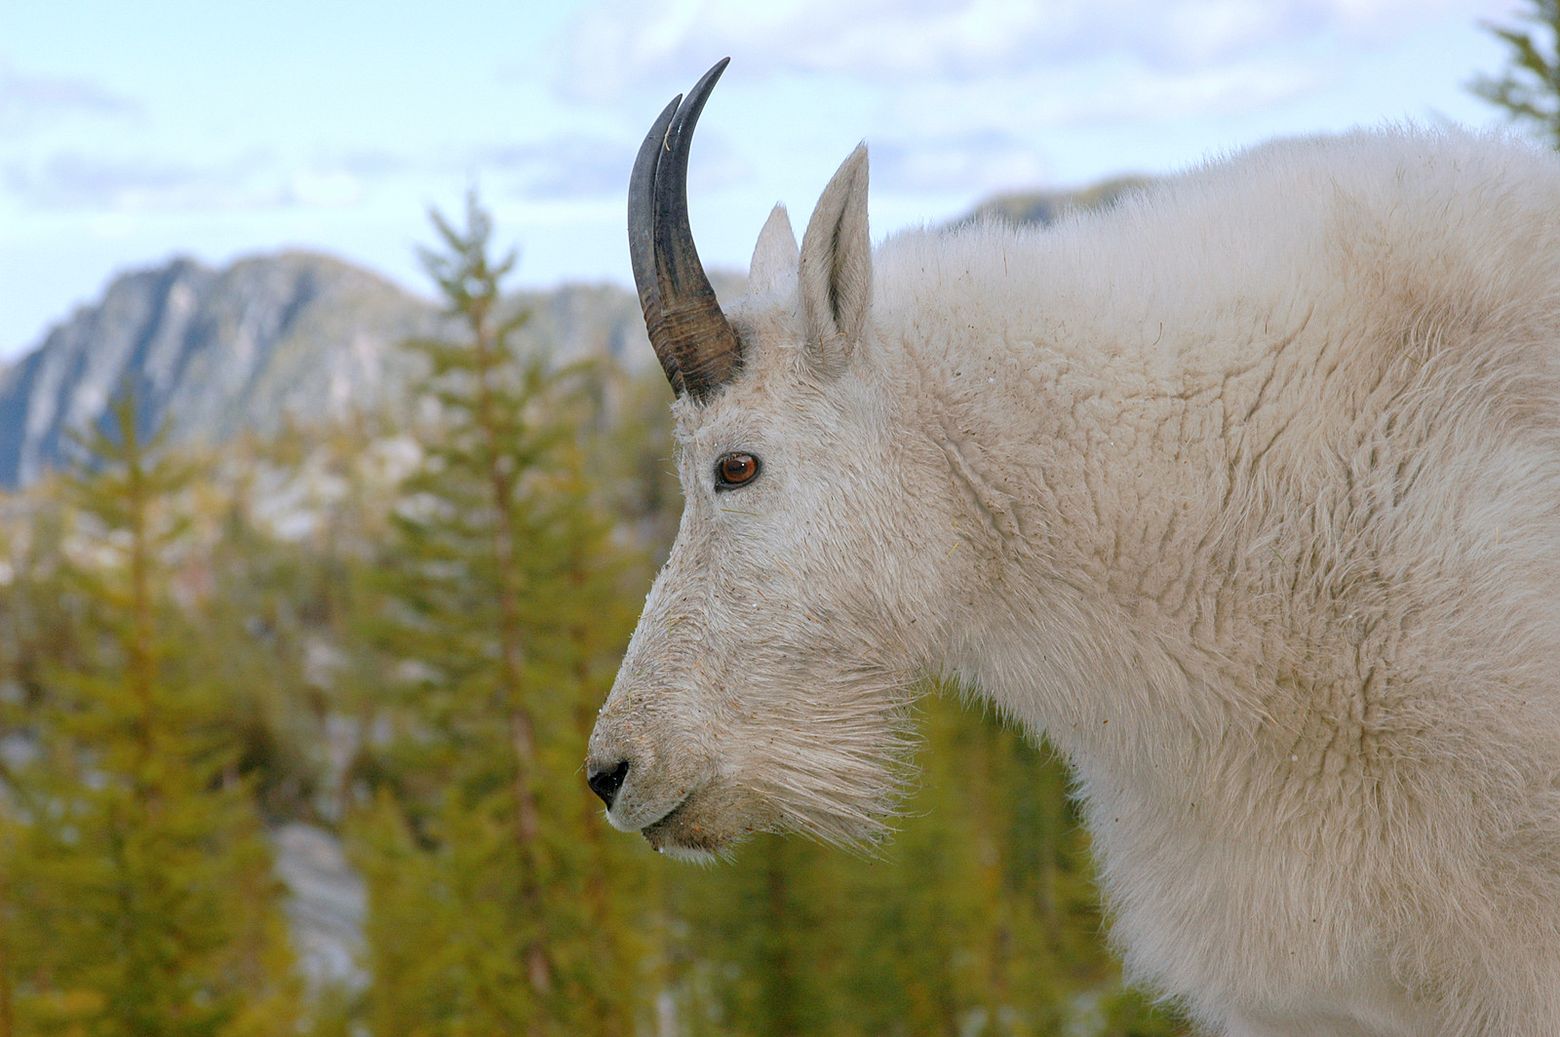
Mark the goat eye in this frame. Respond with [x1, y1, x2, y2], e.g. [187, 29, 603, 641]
[715, 452, 761, 489]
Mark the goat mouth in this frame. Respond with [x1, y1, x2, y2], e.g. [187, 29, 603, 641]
[641, 794, 729, 858]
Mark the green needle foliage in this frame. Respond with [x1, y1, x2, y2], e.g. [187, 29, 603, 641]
[2, 397, 300, 1037]
[1470, 0, 1560, 148]
[348, 194, 651, 1037]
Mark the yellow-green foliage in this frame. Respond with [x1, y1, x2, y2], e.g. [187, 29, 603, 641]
[1, 399, 301, 1037]
[342, 196, 653, 1037]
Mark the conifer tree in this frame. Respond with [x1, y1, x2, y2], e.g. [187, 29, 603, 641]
[351, 194, 651, 1035]
[1470, 0, 1560, 148]
[4, 397, 300, 1037]
[193, 456, 332, 822]
[526, 426, 655, 1035]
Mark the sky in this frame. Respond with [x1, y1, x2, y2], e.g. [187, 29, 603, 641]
[0, 0, 1530, 359]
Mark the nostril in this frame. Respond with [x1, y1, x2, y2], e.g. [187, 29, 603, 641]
[587, 759, 631, 809]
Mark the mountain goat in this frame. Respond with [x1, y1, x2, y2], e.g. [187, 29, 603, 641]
[586, 59, 1560, 1035]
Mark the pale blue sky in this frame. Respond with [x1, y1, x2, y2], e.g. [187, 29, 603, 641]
[0, 0, 1527, 357]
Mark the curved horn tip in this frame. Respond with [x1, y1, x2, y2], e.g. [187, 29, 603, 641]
[631, 57, 743, 402]
[672, 59, 731, 132]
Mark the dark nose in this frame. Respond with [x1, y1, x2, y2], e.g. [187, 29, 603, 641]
[587, 759, 631, 809]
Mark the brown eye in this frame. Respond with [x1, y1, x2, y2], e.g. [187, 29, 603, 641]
[715, 452, 761, 489]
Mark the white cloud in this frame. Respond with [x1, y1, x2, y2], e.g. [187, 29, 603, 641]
[329, 129, 748, 203]
[0, 59, 140, 132]
[856, 58, 1317, 198]
[472, 132, 726, 200]
[871, 129, 1053, 193]
[560, 0, 1502, 94]
[286, 170, 363, 208]
[4, 152, 374, 213]
[884, 57, 1322, 140]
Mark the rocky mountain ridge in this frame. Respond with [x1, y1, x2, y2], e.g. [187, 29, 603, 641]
[0, 251, 658, 488]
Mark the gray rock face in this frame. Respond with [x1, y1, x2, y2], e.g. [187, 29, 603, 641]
[0, 251, 438, 488]
[272, 821, 367, 993]
[955, 176, 1154, 229]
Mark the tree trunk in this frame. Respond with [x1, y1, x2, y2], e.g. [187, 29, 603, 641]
[0, 862, 14, 1037]
[763, 850, 802, 1037]
[569, 560, 628, 1036]
[469, 303, 553, 1020]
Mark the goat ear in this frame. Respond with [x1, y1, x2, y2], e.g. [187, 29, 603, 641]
[800, 144, 871, 375]
[747, 203, 799, 298]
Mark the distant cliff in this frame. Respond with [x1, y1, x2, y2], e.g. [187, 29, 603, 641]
[0, 253, 429, 486]
[956, 175, 1152, 228]
[0, 252, 657, 488]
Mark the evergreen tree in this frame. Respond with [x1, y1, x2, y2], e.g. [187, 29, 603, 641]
[1470, 0, 1560, 147]
[193, 450, 334, 822]
[350, 194, 651, 1035]
[3, 397, 301, 1037]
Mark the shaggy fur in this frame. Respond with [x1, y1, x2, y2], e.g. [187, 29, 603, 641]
[588, 126, 1560, 1034]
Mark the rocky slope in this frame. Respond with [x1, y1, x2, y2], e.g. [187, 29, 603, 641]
[0, 251, 658, 488]
[956, 175, 1153, 227]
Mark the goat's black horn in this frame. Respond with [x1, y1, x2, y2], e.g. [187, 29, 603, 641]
[626, 57, 741, 401]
